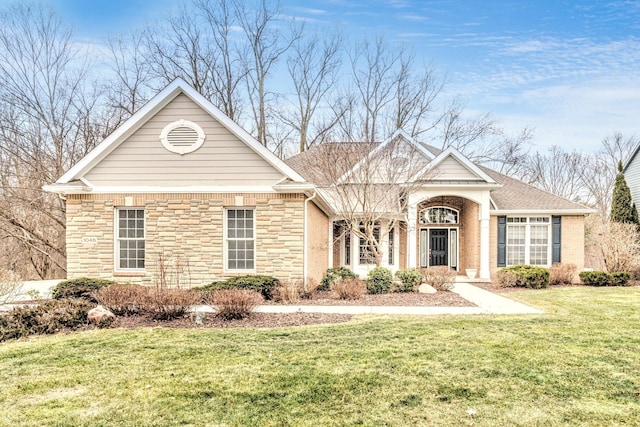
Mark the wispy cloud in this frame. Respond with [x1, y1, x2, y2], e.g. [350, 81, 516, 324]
[397, 13, 427, 22]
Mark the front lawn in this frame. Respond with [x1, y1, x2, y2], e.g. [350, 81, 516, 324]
[1, 286, 639, 426]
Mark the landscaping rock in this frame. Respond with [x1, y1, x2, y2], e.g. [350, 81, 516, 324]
[88, 305, 115, 326]
[418, 284, 437, 294]
[190, 311, 207, 325]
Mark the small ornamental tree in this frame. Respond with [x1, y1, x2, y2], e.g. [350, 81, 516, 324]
[610, 161, 640, 225]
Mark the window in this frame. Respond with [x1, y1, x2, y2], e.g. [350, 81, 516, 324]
[388, 227, 394, 265]
[359, 226, 380, 264]
[344, 231, 351, 265]
[420, 207, 458, 224]
[506, 217, 550, 266]
[116, 208, 145, 270]
[226, 208, 255, 271]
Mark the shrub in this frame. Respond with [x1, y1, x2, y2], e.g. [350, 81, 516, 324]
[0, 268, 23, 304]
[212, 289, 261, 320]
[319, 267, 357, 291]
[549, 263, 577, 286]
[273, 280, 303, 304]
[366, 266, 393, 294]
[199, 275, 279, 300]
[422, 266, 456, 291]
[52, 278, 117, 303]
[579, 271, 630, 287]
[140, 286, 200, 320]
[0, 298, 93, 342]
[496, 265, 550, 289]
[331, 278, 366, 300]
[611, 272, 631, 286]
[395, 268, 422, 292]
[93, 284, 147, 316]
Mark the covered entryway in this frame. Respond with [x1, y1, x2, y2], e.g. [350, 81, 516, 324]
[419, 228, 458, 270]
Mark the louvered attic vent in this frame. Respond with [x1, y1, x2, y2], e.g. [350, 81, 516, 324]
[159, 120, 206, 154]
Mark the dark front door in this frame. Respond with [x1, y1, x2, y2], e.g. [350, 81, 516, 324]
[429, 229, 448, 266]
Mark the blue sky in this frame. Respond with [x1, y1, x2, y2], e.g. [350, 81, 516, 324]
[49, 0, 640, 152]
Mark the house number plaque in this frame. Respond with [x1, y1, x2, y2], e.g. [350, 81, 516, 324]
[82, 236, 98, 245]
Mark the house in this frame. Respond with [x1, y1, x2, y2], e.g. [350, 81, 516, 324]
[44, 79, 593, 285]
[623, 144, 640, 209]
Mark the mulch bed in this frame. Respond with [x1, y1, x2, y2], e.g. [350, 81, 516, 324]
[112, 312, 354, 329]
[265, 290, 473, 307]
[108, 290, 473, 329]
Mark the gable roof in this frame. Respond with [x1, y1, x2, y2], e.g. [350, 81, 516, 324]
[336, 130, 435, 184]
[412, 145, 497, 184]
[48, 78, 305, 192]
[287, 140, 594, 214]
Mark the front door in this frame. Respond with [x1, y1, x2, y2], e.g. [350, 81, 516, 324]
[429, 229, 448, 266]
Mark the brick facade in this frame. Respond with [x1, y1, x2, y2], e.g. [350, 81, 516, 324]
[414, 196, 480, 272]
[66, 193, 308, 286]
[488, 214, 586, 277]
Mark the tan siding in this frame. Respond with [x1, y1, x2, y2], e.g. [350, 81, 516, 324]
[432, 156, 482, 180]
[85, 93, 285, 186]
[306, 201, 329, 285]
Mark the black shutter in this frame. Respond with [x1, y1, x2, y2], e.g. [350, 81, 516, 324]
[497, 216, 506, 267]
[552, 216, 561, 264]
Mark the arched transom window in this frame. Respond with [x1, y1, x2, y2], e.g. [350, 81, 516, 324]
[420, 207, 459, 224]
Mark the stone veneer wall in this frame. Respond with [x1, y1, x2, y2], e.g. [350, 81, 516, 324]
[65, 193, 306, 286]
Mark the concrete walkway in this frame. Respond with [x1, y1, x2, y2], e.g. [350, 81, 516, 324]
[194, 282, 543, 316]
[2, 280, 543, 315]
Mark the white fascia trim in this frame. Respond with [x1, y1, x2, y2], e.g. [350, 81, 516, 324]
[336, 130, 435, 185]
[57, 78, 306, 184]
[411, 146, 497, 184]
[82, 185, 281, 194]
[271, 183, 316, 192]
[42, 183, 92, 193]
[418, 182, 503, 190]
[491, 209, 597, 215]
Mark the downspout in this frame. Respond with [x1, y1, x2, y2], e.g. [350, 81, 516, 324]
[303, 190, 318, 292]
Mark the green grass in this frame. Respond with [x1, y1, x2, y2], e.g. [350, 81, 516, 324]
[1, 287, 639, 426]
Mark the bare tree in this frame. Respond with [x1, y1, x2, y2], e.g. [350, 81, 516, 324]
[106, 30, 153, 122]
[0, 2, 103, 278]
[281, 30, 343, 152]
[348, 37, 402, 142]
[143, 5, 217, 98]
[195, 0, 246, 121]
[303, 137, 431, 265]
[234, 0, 298, 146]
[524, 146, 586, 202]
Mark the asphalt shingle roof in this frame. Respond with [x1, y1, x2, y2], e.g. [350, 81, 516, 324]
[286, 142, 591, 213]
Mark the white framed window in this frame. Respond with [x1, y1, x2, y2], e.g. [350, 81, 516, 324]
[344, 231, 351, 265]
[420, 207, 459, 224]
[388, 227, 394, 265]
[359, 226, 380, 265]
[506, 217, 550, 266]
[115, 208, 145, 271]
[225, 208, 255, 271]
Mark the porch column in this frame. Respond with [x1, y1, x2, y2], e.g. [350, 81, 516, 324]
[479, 194, 491, 280]
[407, 201, 418, 268]
[379, 220, 390, 268]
